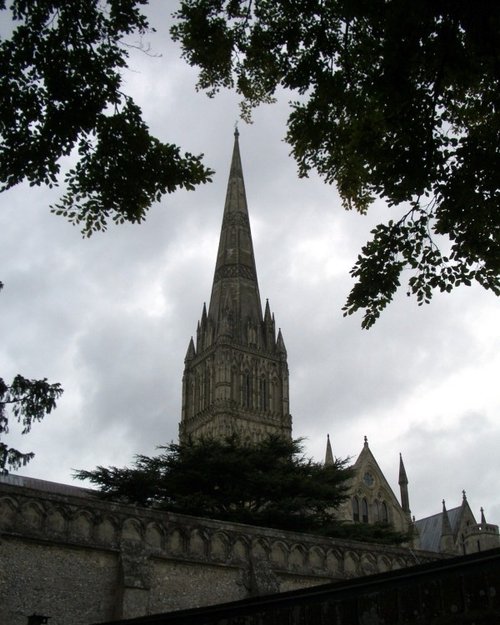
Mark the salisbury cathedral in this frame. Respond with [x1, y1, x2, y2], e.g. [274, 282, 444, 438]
[179, 129, 499, 558]
[0, 131, 498, 624]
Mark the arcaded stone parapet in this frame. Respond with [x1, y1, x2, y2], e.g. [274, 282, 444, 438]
[0, 480, 442, 624]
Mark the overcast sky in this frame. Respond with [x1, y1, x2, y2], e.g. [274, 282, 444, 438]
[1, 3, 498, 525]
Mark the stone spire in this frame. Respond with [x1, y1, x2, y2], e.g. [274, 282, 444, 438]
[179, 131, 292, 443]
[208, 128, 263, 340]
[324, 434, 334, 466]
[440, 500, 455, 553]
[184, 337, 195, 363]
[398, 453, 411, 517]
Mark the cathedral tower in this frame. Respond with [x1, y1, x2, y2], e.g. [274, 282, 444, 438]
[179, 130, 292, 443]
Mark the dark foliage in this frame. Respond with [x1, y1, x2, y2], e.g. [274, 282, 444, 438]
[75, 435, 407, 544]
[0, 0, 213, 235]
[0, 374, 63, 473]
[0, 282, 64, 473]
[172, 0, 500, 327]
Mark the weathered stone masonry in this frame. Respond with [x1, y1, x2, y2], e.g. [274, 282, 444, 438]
[0, 481, 441, 625]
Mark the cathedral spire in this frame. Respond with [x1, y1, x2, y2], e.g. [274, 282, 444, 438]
[207, 129, 263, 341]
[179, 131, 292, 443]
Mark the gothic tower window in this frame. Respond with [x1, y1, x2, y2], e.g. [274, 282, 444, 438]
[362, 498, 369, 523]
[381, 501, 388, 523]
[195, 373, 201, 412]
[242, 372, 252, 408]
[374, 500, 380, 522]
[259, 377, 267, 410]
[231, 367, 238, 402]
[204, 369, 211, 408]
[352, 497, 360, 522]
[271, 377, 279, 412]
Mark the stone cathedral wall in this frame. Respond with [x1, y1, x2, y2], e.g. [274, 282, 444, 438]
[0, 481, 442, 625]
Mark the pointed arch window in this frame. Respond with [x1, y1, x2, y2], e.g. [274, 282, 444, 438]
[189, 379, 196, 418]
[374, 500, 380, 522]
[362, 498, 369, 523]
[242, 372, 252, 408]
[259, 377, 267, 410]
[231, 367, 238, 402]
[204, 368, 211, 408]
[271, 377, 279, 412]
[352, 497, 359, 522]
[381, 502, 388, 523]
[195, 373, 201, 412]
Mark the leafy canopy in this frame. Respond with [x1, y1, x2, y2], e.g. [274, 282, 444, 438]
[172, 0, 500, 327]
[75, 435, 406, 543]
[0, 374, 63, 473]
[0, 282, 63, 473]
[0, 0, 213, 236]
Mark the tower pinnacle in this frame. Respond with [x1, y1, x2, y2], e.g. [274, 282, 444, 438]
[440, 500, 455, 553]
[398, 453, 411, 517]
[325, 434, 334, 466]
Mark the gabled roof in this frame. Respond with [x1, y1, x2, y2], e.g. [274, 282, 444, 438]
[415, 506, 463, 552]
[351, 437, 402, 507]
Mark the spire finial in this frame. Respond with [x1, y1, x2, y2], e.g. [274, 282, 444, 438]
[234, 122, 239, 137]
[462, 489, 467, 501]
[364, 435, 368, 447]
[480, 507, 486, 524]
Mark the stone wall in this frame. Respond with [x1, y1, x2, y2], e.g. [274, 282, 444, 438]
[96, 548, 500, 625]
[0, 481, 441, 624]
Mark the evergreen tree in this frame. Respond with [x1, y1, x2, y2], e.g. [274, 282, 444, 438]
[75, 436, 407, 544]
